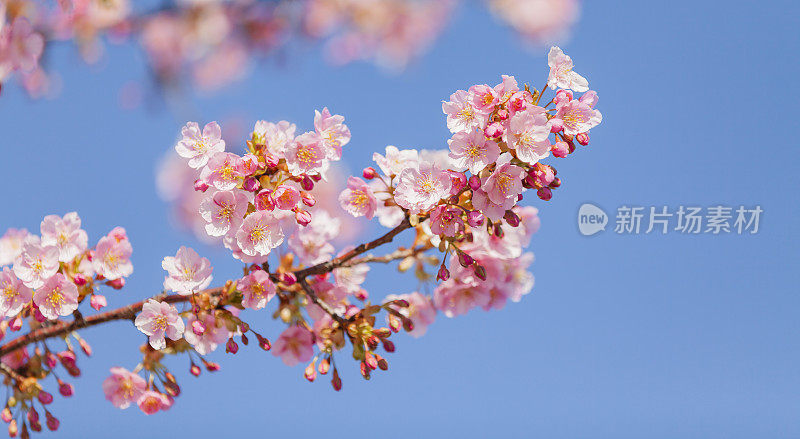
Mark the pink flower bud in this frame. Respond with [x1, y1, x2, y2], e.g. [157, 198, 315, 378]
[190, 363, 201, 377]
[242, 176, 260, 192]
[193, 179, 209, 192]
[550, 120, 564, 133]
[504, 210, 520, 227]
[45, 353, 57, 369]
[58, 382, 73, 397]
[304, 362, 317, 382]
[537, 187, 553, 201]
[106, 278, 125, 290]
[279, 272, 297, 286]
[263, 153, 279, 169]
[191, 319, 206, 336]
[458, 251, 474, 267]
[364, 352, 378, 370]
[301, 192, 316, 207]
[79, 338, 92, 356]
[1, 407, 12, 423]
[240, 153, 261, 174]
[90, 295, 107, 311]
[295, 210, 312, 227]
[437, 266, 450, 281]
[362, 167, 377, 180]
[576, 132, 590, 145]
[45, 413, 58, 431]
[473, 264, 487, 281]
[255, 190, 275, 211]
[468, 175, 481, 191]
[549, 177, 562, 189]
[467, 210, 484, 227]
[8, 419, 16, 437]
[300, 176, 314, 191]
[72, 274, 87, 287]
[382, 339, 395, 353]
[58, 351, 77, 368]
[355, 289, 369, 301]
[555, 89, 573, 104]
[37, 391, 53, 405]
[484, 121, 504, 139]
[205, 362, 220, 372]
[33, 308, 47, 323]
[551, 141, 569, 158]
[27, 408, 38, 424]
[225, 338, 239, 354]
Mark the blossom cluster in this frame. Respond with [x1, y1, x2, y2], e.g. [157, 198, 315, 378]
[0, 0, 581, 99]
[0, 213, 134, 434]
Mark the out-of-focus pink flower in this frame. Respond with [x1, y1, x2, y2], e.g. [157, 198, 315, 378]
[162, 246, 213, 295]
[384, 292, 436, 337]
[102, 367, 145, 409]
[272, 325, 314, 366]
[134, 299, 185, 350]
[175, 122, 226, 169]
[2, 348, 29, 369]
[0, 228, 28, 267]
[184, 314, 230, 355]
[137, 391, 170, 415]
[40, 212, 88, 263]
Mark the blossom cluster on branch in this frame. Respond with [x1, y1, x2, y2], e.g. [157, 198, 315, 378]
[0, 0, 580, 99]
[0, 47, 600, 436]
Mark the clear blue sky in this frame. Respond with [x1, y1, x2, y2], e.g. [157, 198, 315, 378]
[1, 1, 799, 437]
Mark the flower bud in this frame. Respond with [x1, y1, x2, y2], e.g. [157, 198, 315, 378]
[295, 210, 312, 227]
[90, 295, 107, 311]
[376, 355, 389, 371]
[484, 121, 505, 139]
[204, 361, 220, 372]
[193, 179, 210, 192]
[33, 309, 47, 323]
[304, 361, 317, 382]
[9, 316, 22, 331]
[45, 412, 58, 431]
[58, 382, 73, 397]
[300, 192, 316, 207]
[263, 153, 280, 169]
[79, 338, 92, 356]
[550, 120, 564, 133]
[279, 272, 297, 286]
[28, 422, 40, 433]
[355, 289, 369, 301]
[243, 176, 260, 192]
[256, 334, 271, 351]
[360, 361, 371, 380]
[300, 176, 314, 191]
[27, 408, 38, 424]
[318, 358, 330, 375]
[72, 274, 87, 287]
[436, 266, 450, 281]
[37, 391, 53, 405]
[537, 187, 553, 201]
[8, 419, 17, 437]
[106, 278, 125, 290]
[551, 141, 569, 158]
[331, 369, 342, 391]
[364, 352, 378, 370]
[1, 407, 11, 423]
[496, 108, 509, 120]
[362, 167, 377, 180]
[576, 132, 590, 146]
[467, 210, 484, 227]
[45, 353, 57, 369]
[468, 175, 481, 191]
[555, 89, 573, 104]
[549, 177, 562, 189]
[58, 351, 76, 368]
[473, 264, 487, 281]
[504, 210, 520, 227]
[382, 339, 395, 353]
[458, 251, 474, 267]
[225, 338, 239, 354]
[190, 363, 201, 377]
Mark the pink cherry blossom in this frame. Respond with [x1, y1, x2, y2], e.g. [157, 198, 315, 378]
[384, 292, 436, 337]
[5, 18, 44, 72]
[433, 273, 492, 318]
[93, 232, 133, 281]
[162, 246, 213, 295]
[134, 299, 185, 350]
[102, 367, 146, 409]
[272, 185, 301, 211]
[253, 120, 296, 156]
[0, 267, 32, 318]
[482, 153, 525, 205]
[272, 325, 314, 366]
[0, 228, 28, 267]
[237, 270, 277, 310]
[471, 187, 515, 222]
[184, 314, 230, 355]
[314, 107, 351, 160]
[469, 84, 498, 113]
[547, 46, 589, 92]
[40, 212, 88, 262]
[394, 162, 452, 214]
[339, 176, 378, 219]
[372, 145, 419, 177]
[429, 205, 464, 237]
[553, 91, 602, 136]
[33, 273, 79, 320]
[333, 262, 369, 295]
[175, 121, 226, 169]
[287, 209, 340, 265]
[285, 132, 329, 177]
[235, 211, 285, 257]
[198, 190, 250, 237]
[137, 391, 170, 415]
[448, 129, 500, 175]
[507, 107, 551, 164]
[200, 152, 245, 191]
[13, 237, 58, 289]
[443, 89, 486, 133]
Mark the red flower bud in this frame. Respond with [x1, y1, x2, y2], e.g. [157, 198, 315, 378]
[537, 187, 553, 201]
[436, 266, 450, 281]
[243, 176, 260, 192]
[58, 382, 73, 397]
[72, 273, 87, 286]
[37, 392, 53, 405]
[468, 175, 481, 191]
[106, 278, 125, 290]
[473, 264, 487, 281]
[295, 210, 312, 227]
[193, 179, 209, 192]
[467, 210, 484, 227]
[362, 167, 377, 180]
[382, 339, 395, 353]
[300, 192, 316, 207]
[279, 272, 297, 286]
[300, 176, 314, 191]
[576, 132, 590, 146]
[225, 338, 239, 354]
[190, 363, 201, 377]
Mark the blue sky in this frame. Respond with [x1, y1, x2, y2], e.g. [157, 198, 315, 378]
[1, 1, 799, 437]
